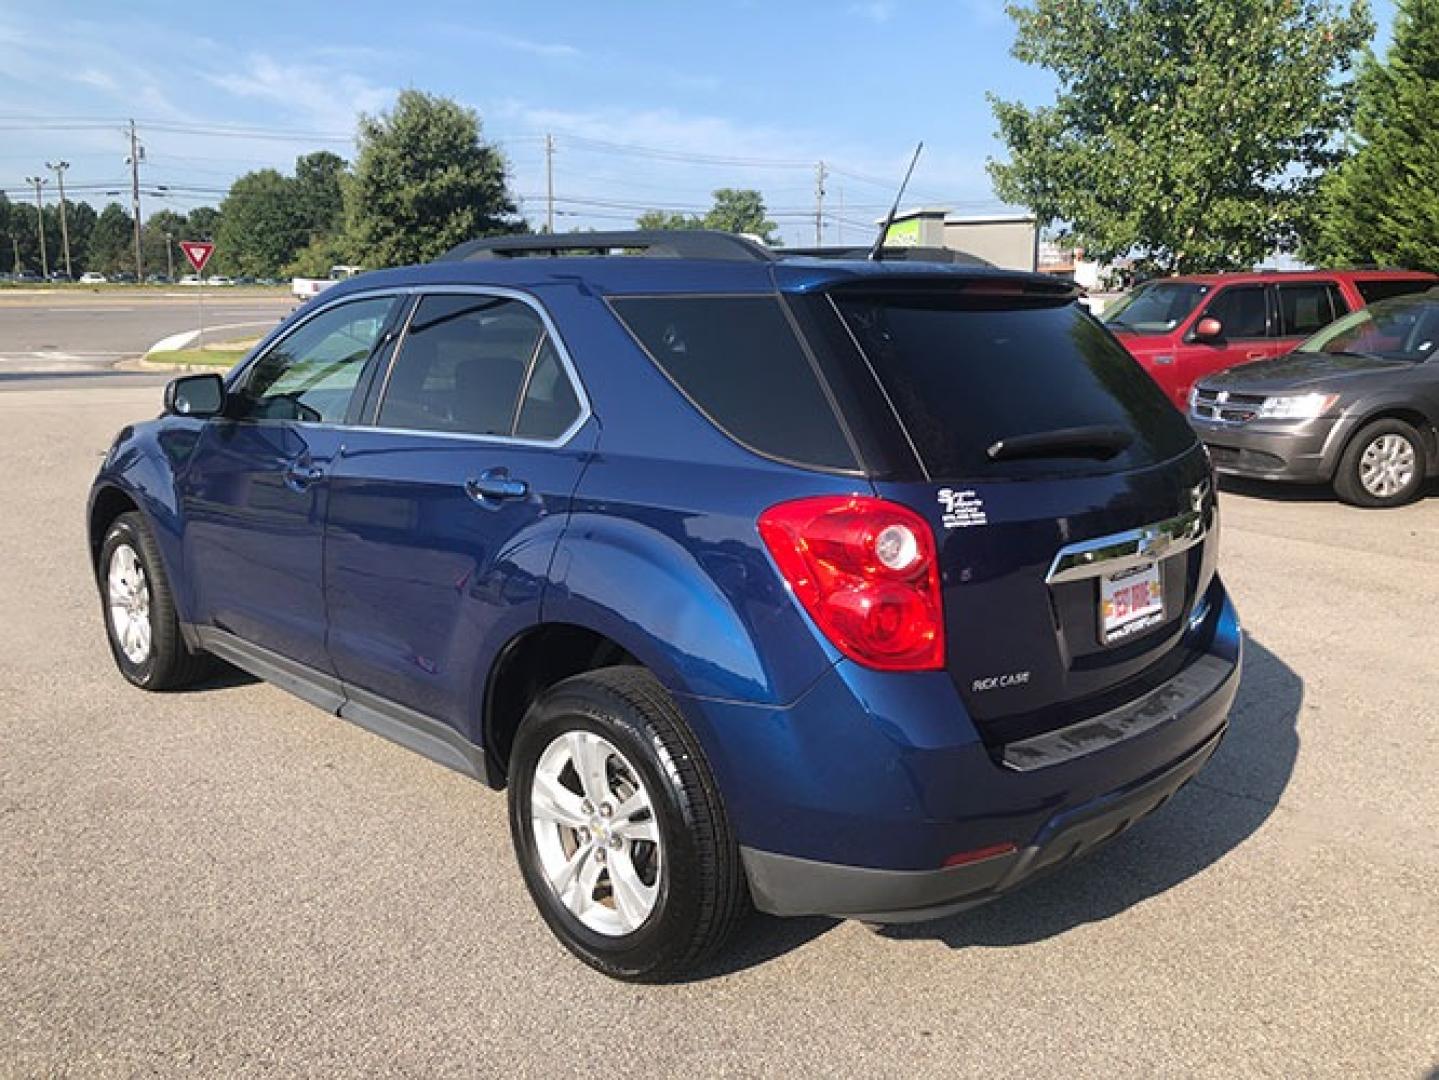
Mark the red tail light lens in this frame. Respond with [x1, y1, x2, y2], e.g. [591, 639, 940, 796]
[758, 495, 944, 672]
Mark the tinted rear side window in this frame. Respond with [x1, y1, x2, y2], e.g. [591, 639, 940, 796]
[1276, 283, 1340, 336]
[1356, 278, 1435, 304]
[832, 293, 1195, 480]
[611, 296, 857, 471]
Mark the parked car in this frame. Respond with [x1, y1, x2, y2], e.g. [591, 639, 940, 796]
[79, 272, 108, 285]
[1191, 288, 1439, 507]
[208, 275, 234, 287]
[88, 230, 1240, 981]
[177, 274, 201, 286]
[1103, 269, 1437, 410]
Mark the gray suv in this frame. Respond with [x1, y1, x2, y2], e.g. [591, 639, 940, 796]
[1190, 289, 1439, 507]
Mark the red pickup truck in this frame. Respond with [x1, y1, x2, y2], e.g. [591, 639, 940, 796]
[1101, 269, 1437, 410]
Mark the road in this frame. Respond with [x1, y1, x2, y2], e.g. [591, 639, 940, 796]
[1, 385, 1437, 1077]
[0, 290, 292, 376]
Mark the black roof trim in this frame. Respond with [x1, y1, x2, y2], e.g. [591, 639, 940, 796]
[438, 230, 776, 263]
[780, 245, 995, 267]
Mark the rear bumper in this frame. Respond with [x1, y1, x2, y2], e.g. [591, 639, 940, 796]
[720, 585, 1242, 922]
[1191, 416, 1342, 482]
[742, 719, 1226, 922]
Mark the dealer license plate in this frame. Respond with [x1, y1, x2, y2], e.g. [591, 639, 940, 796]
[1100, 561, 1164, 644]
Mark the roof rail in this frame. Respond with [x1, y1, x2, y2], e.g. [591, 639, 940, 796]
[779, 245, 994, 268]
[438, 230, 776, 263]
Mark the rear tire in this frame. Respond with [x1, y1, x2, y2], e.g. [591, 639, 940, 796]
[1333, 419, 1427, 508]
[507, 666, 749, 981]
[98, 512, 211, 690]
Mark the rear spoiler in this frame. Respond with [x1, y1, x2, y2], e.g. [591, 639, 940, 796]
[824, 272, 1083, 304]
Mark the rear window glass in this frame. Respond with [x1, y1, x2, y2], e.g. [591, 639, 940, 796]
[833, 293, 1195, 480]
[1356, 278, 1435, 305]
[611, 296, 856, 471]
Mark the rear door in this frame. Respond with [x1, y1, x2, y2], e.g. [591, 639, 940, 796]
[824, 285, 1217, 748]
[322, 289, 594, 738]
[1275, 280, 1347, 353]
[1174, 283, 1278, 406]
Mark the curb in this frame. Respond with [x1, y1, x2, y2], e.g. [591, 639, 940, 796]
[113, 357, 235, 374]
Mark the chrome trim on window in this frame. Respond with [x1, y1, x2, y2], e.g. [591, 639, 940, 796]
[1046, 486, 1211, 585]
[224, 284, 593, 450]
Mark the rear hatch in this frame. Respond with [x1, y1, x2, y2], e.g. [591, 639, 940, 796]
[811, 278, 1218, 748]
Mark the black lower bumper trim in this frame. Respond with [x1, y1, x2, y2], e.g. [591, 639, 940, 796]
[741, 721, 1227, 923]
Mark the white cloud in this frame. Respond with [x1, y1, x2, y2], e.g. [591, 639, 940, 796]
[449, 28, 582, 60]
[206, 56, 393, 134]
[850, 2, 895, 23]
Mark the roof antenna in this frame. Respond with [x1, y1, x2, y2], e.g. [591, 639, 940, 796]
[868, 141, 924, 262]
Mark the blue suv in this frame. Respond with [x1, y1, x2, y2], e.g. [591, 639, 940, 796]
[88, 231, 1241, 980]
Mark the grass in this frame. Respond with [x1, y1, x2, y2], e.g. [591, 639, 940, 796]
[143, 348, 248, 369]
[144, 336, 259, 369]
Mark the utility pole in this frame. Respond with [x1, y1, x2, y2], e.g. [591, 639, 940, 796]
[545, 133, 555, 234]
[814, 161, 827, 246]
[837, 184, 845, 245]
[46, 160, 72, 279]
[164, 232, 174, 281]
[127, 119, 144, 280]
[10, 234, 20, 275]
[24, 175, 47, 278]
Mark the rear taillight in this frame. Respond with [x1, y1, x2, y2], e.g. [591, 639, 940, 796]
[758, 495, 944, 672]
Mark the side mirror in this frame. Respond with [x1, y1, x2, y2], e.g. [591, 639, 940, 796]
[1193, 317, 1224, 342]
[164, 374, 226, 418]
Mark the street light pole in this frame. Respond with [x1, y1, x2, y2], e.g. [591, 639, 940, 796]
[24, 175, 48, 278]
[46, 160, 72, 279]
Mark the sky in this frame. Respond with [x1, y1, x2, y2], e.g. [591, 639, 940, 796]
[0, 0, 1399, 247]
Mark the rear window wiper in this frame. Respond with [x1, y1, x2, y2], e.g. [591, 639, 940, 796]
[987, 425, 1134, 462]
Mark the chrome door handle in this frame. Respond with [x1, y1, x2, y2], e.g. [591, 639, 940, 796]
[283, 460, 324, 490]
[465, 473, 529, 504]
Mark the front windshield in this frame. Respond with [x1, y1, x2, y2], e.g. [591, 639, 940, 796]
[1298, 295, 1439, 362]
[1103, 281, 1210, 334]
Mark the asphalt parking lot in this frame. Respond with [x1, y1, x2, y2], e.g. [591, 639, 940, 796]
[1, 380, 1437, 1076]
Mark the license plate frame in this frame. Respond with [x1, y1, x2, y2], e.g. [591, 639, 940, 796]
[1099, 561, 1164, 644]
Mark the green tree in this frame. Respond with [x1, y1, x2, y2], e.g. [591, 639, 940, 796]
[142, 209, 189, 279]
[186, 206, 221, 241]
[88, 202, 135, 276]
[703, 188, 778, 243]
[346, 90, 521, 267]
[66, 201, 98, 272]
[636, 189, 779, 243]
[989, 0, 1373, 273]
[293, 150, 348, 239]
[216, 169, 306, 276]
[1309, 0, 1439, 268]
[636, 209, 704, 231]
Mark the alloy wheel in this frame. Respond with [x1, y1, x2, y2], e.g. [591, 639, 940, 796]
[529, 730, 663, 936]
[1359, 433, 1416, 499]
[107, 543, 152, 664]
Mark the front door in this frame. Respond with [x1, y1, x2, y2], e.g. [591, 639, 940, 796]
[181, 293, 404, 671]
[323, 291, 594, 741]
[1174, 284, 1279, 407]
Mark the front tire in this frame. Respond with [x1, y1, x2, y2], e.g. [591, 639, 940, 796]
[1333, 418, 1427, 508]
[507, 667, 748, 981]
[98, 512, 210, 690]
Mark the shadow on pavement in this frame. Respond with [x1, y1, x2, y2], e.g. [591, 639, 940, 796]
[704, 632, 1299, 974]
